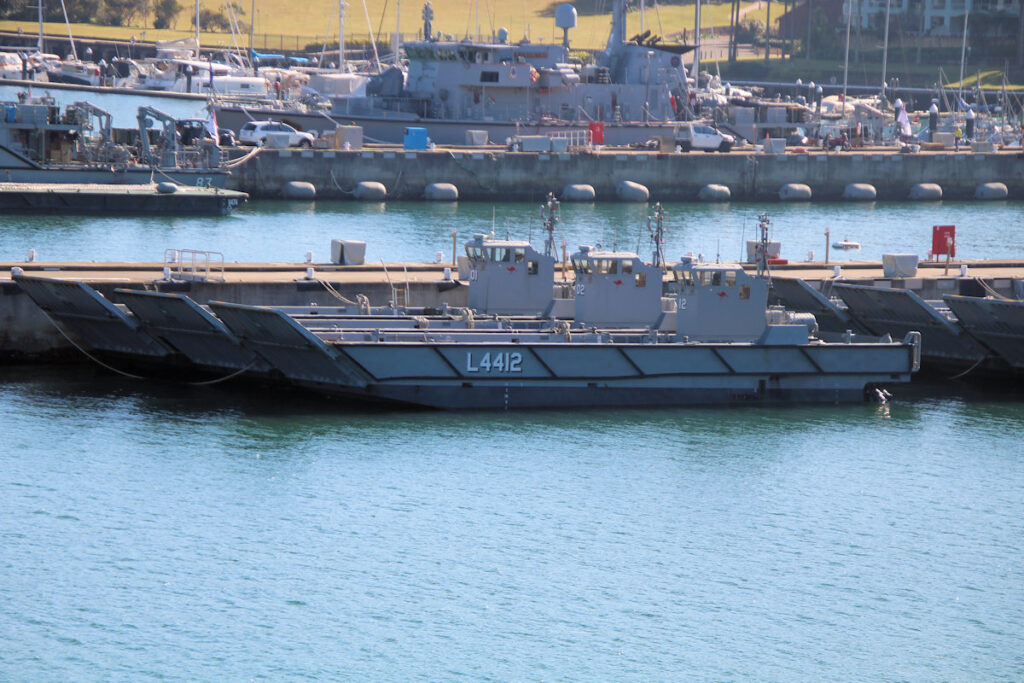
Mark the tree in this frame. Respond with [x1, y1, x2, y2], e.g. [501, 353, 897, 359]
[193, 7, 231, 31]
[98, 0, 151, 26]
[153, 0, 181, 29]
[1, 0, 99, 22]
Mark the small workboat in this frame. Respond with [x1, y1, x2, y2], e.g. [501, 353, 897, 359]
[832, 238, 861, 250]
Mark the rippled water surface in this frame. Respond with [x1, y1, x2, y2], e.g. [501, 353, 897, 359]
[2, 199, 1024, 266]
[2, 196, 1024, 679]
[1, 368, 1022, 680]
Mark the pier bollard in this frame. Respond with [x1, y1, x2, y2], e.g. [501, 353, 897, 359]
[842, 183, 877, 201]
[779, 183, 812, 201]
[281, 181, 316, 200]
[909, 183, 942, 201]
[561, 184, 596, 202]
[424, 183, 459, 201]
[616, 180, 649, 202]
[156, 181, 178, 194]
[698, 184, 731, 202]
[975, 182, 1008, 200]
[354, 181, 387, 201]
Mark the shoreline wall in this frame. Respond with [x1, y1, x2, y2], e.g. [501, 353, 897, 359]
[227, 148, 1024, 202]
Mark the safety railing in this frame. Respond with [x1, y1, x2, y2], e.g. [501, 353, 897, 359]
[163, 249, 225, 282]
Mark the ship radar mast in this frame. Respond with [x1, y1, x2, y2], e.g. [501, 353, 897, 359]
[422, 1, 434, 42]
[756, 211, 772, 279]
[647, 202, 666, 268]
[542, 192, 560, 258]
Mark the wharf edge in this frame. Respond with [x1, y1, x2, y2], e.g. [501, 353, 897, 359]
[223, 146, 1024, 202]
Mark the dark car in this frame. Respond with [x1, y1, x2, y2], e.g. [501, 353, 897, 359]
[176, 118, 234, 147]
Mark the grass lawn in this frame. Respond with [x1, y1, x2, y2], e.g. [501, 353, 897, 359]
[1, 0, 768, 52]
[713, 56, 1024, 90]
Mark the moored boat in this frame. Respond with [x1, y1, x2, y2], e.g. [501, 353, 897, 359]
[12, 212, 921, 409]
[0, 96, 230, 187]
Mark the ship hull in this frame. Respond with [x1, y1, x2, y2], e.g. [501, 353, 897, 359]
[0, 146, 227, 187]
[296, 341, 917, 410]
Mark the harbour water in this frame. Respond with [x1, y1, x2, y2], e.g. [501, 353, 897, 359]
[2, 201, 1023, 679]
[3, 199, 1024, 265]
[1, 368, 1022, 680]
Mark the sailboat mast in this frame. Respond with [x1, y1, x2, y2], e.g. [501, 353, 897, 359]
[880, 0, 890, 99]
[842, 0, 851, 114]
[249, 0, 255, 71]
[339, 0, 345, 72]
[195, 0, 200, 45]
[58, 0, 76, 60]
[958, 6, 969, 107]
[396, 0, 401, 65]
[38, 0, 43, 53]
[361, 0, 380, 72]
[693, 0, 701, 87]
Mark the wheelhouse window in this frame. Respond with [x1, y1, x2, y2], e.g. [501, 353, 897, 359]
[571, 257, 592, 275]
[480, 71, 499, 83]
[674, 270, 695, 291]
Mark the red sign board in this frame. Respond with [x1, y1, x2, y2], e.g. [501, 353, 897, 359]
[589, 122, 605, 145]
[932, 225, 955, 258]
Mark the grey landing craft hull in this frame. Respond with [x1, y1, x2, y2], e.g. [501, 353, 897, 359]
[209, 302, 920, 410]
[299, 342, 919, 410]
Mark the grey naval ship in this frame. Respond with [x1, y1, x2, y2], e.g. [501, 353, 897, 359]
[14, 211, 920, 410]
[213, 0, 696, 146]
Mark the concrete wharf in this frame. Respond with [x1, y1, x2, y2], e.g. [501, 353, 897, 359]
[3, 257, 1023, 364]
[225, 145, 1024, 202]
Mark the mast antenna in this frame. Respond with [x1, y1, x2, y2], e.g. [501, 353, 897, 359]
[756, 211, 772, 279]
[648, 202, 666, 268]
[542, 192, 560, 258]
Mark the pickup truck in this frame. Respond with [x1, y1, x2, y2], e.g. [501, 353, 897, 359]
[675, 123, 735, 152]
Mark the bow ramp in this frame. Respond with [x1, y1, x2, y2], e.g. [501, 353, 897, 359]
[13, 275, 171, 359]
[207, 301, 369, 389]
[769, 277, 865, 336]
[114, 289, 265, 373]
[833, 283, 987, 365]
[944, 295, 1024, 370]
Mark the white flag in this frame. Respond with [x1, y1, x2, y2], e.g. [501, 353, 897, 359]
[897, 108, 912, 137]
[206, 110, 219, 140]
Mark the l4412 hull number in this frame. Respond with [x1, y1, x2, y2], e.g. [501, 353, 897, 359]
[465, 351, 523, 373]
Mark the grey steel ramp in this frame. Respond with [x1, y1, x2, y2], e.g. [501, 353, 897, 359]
[834, 284, 986, 363]
[12, 275, 170, 358]
[944, 295, 1024, 369]
[770, 277, 863, 335]
[208, 301, 368, 388]
[115, 289, 263, 372]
